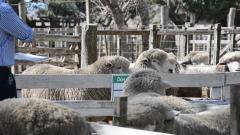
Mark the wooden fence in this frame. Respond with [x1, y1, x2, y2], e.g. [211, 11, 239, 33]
[15, 72, 240, 134]
[15, 24, 240, 73]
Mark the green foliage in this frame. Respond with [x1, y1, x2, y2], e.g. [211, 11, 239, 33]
[8, 0, 21, 4]
[182, 0, 238, 24]
[48, 3, 78, 16]
[48, 2, 85, 17]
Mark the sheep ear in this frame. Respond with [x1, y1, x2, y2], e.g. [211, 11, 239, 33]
[165, 110, 178, 120]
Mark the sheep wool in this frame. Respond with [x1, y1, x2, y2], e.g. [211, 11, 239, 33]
[21, 56, 130, 100]
[0, 98, 91, 135]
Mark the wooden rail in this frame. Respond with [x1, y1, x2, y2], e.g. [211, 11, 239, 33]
[15, 73, 237, 89]
[17, 47, 79, 55]
[34, 34, 80, 42]
[15, 72, 240, 133]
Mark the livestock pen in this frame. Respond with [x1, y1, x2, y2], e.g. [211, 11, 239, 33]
[15, 24, 240, 71]
[15, 72, 240, 134]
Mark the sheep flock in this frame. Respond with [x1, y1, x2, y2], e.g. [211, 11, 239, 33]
[1, 49, 239, 135]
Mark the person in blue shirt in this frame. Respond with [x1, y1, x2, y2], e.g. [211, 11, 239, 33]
[0, 0, 33, 100]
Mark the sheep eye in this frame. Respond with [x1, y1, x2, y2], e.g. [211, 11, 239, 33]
[152, 59, 158, 63]
[106, 63, 113, 68]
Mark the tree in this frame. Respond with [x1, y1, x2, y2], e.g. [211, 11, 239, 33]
[182, 0, 238, 25]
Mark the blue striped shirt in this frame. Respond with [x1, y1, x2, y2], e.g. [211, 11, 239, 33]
[0, 0, 33, 66]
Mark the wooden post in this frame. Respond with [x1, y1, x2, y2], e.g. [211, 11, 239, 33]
[141, 32, 149, 51]
[160, 6, 169, 28]
[230, 84, 240, 135]
[74, 26, 81, 69]
[190, 12, 196, 24]
[228, 8, 236, 51]
[160, 6, 169, 49]
[113, 96, 128, 127]
[117, 36, 121, 56]
[228, 8, 236, 27]
[18, 0, 26, 22]
[85, 0, 91, 24]
[212, 23, 221, 65]
[230, 26, 236, 51]
[81, 23, 97, 68]
[148, 24, 158, 49]
[208, 26, 213, 64]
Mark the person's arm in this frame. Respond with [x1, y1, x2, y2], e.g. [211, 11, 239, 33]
[0, 3, 33, 42]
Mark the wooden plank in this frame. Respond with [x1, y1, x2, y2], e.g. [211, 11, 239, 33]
[16, 47, 79, 55]
[55, 100, 114, 117]
[35, 34, 80, 42]
[222, 29, 240, 34]
[189, 40, 229, 45]
[15, 61, 78, 67]
[94, 124, 173, 135]
[225, 72, 240, 85]
[15, 72, 240, 89]
[230, 84, 240, 135]
[15, 74, 112, 89]
[157, 29, 214, 35]
[34, 29, 74, 34]
[162, 73, 225, 87]
[97, 30, 149, 35]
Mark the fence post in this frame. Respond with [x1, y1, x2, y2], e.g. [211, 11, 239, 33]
[228, 8, 236, 28]
[212, 23, 221, 65]
[160, 6, 169, 28]
[141, 32, 149, 51]
[230, 26, 236, 51]
[208, 26, 213, 64]
[74, 26, 81, 69]
[18, 0, 26, 22]
[81, 23, 97, 68]
[113, 96, 128, 127]
[230, 84, 240, 135]
[148, 24, 158, 49]
[228, 8, 236, 51]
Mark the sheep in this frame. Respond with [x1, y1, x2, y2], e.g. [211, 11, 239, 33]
[123, 69, 170, 96]
[123, 69, 212, 131]
[130, 49, 175, 73]
[0, 98, 91, 135]
[123, 69, 174, 131]
[21, 56, 130, 100]
[167, 52, 180, 73]
[218, 51, 240, 72]
[124, 69, 230, 134]
[165, 106, 230, 135]
[167, 51, 212, 97]
[180, 51, 209, 65]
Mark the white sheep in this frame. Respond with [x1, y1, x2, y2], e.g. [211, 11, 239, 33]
[0, 98, 91, 135]
[165, 106, 230, 135]
[21, 56, 130, 100]
[218, 51, 240, 72]
[180, 51, 209, 65]
[130, 49, 175, 73]
[123, 69, 212, 131]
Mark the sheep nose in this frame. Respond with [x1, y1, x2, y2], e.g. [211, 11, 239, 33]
[168, 69, 173, 73]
